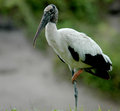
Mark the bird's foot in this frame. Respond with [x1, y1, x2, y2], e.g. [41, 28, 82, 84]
[72, 69, 83, 84]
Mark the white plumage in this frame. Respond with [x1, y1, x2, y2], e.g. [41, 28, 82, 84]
[45, 22, 112, 72]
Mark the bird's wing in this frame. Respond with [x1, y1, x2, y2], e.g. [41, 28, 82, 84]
[58, 28, 112, 80]
[59, 28, 112, 71]
[60, 28, 103, 61]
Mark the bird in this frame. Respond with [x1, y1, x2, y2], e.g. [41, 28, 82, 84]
[33, 4, 112, 111]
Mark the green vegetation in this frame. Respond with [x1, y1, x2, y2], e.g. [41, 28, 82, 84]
[0, 0, 120, 101]
[0, 0, 113, 34]
[5, 107, 112, 111]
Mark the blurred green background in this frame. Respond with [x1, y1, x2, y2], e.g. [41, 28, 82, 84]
[0, 0, 120, 101]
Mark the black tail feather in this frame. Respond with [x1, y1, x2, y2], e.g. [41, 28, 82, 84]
[85, 68, 110, 80]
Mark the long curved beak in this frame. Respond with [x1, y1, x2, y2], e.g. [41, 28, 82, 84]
[33, 12, 50, 48]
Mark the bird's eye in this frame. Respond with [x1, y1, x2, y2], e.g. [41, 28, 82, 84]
[50, 9, 53, 13]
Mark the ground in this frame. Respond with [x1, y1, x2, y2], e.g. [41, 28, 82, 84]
[0, 30, 119, 111]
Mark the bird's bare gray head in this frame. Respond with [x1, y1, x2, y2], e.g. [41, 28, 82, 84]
[44, 4, 58, 23]
[33, 4, 58, 47]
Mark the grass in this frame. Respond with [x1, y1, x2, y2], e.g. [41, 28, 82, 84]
[4, 107, 112, 111]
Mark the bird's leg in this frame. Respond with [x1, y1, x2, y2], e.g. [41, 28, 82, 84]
[73, 81, 78, 111]
[72, 69, 83, 84]
[72, 70, 78, 111]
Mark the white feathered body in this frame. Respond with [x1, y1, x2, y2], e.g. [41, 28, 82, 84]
[45, 22, 112, 72]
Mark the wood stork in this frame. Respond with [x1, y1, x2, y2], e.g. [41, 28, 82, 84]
[33, 4, 112, 110]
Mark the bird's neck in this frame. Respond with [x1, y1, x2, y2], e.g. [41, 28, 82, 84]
[45, 22, 58, 43]
[45, 22, 60, 52]
[45, 22, 57, 33]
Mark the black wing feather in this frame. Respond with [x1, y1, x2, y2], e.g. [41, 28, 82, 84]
[83, 54, 111, 71]
[57, 55, 65, 63]
[83, 54, 111, 80]
[68, 46, 79, 61]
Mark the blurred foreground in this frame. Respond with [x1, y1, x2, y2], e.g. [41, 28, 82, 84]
[0, 30, 119, 111]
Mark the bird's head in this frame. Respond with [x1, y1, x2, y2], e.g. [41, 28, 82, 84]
[33, 4, 58, 47]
